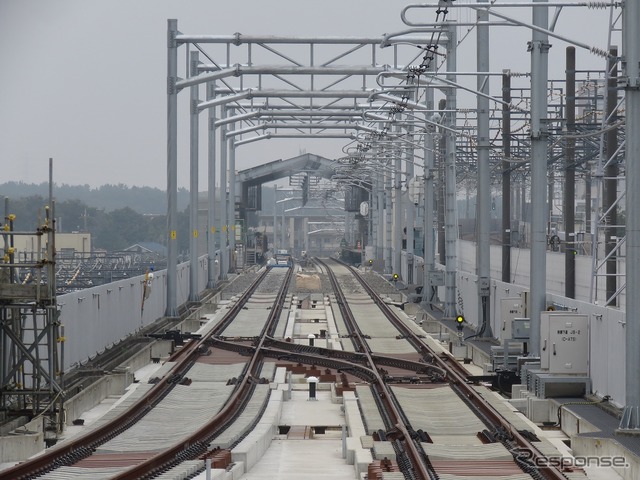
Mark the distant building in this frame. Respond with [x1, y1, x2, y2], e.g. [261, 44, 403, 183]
[124, 242, 167, 257]
[11, 232, 91, 260]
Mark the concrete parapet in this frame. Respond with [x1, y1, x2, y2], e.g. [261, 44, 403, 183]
[272, 366, 287, 385]
[553, 401, 601, 438]
[179, 319, 202, 334]
[149, 340, 173, 361]
[527, 396, 550, 424]
[0, 415, 29, 435]
[342, 390, 372, 477]
[343, 391, 367, 438]
[355, 446, 373, 476]
[0, 417, 44, 463]
[64, 373, 130, 426]
[508, 398, 528, 414]
[231, 390, 283, 471]
[571, 435, 640, 480]
[283, 308, 296, 339]
[511, 384, 528, 399]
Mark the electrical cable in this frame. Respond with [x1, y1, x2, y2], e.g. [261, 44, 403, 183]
[556, 395, 610, 428]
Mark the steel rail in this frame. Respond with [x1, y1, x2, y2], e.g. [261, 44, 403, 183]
[343, 261, 571, 480]
[260, 336, 447, 380]
[317, 258, 434, 480]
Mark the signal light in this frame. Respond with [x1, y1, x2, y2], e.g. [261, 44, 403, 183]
[368, 259, 373, 265]
[455, 314, 465, 330]
[392, 273, 399, 282]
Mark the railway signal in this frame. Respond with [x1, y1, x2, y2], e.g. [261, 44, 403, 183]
[392, 273, 399, 283]
[455, 314, 465, 331]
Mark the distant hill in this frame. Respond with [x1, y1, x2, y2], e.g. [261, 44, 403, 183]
[0, 182, 189, 215]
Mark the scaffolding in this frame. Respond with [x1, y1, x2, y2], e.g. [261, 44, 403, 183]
[0, 196, 64, 435]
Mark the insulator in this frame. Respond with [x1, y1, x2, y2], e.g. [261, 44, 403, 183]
[590, 46, 611, 58]
[587, 1, 611, 9]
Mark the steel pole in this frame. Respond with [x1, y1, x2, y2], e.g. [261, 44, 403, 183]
[376, 129, 385, 263]
[384, 146, 393, 274]
[188, 50, 200, 302]
[228, 108, 237, 272]
[206, 82, 217, 289]
[502, 73, 512, 284]
[371, 173, 378, 258]
[273, 185, 278, 251]
[565, 47, 576, 299]
[528, 0, 550, 356]
[281, 199, 286, 249]
[437, 98, 447, 268]
[405, 99, 415, 278]
[219, 106, 228, 278]
[393, 122, 403, 276]
[422, 82, 436, 310]
[444, 24, 458, 318]
[376, 171, 384, 263]
[166, 19, 178, 317]
[477, 0, 492, 336]
[620, 0, 640, 431]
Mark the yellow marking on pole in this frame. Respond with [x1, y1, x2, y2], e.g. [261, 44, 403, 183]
[170, 230, 177, 240]
[193, 229, 199, 238]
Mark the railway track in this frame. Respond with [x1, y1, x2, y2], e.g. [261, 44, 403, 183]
[1, 267, 292, 480]
[317, 258, 579, 480]
[3, 260, 585, 480]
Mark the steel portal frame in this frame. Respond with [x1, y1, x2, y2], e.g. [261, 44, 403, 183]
[166, 20, 457, 316]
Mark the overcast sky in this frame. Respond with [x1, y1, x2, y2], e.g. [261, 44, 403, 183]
[0, 1, 612, 190]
